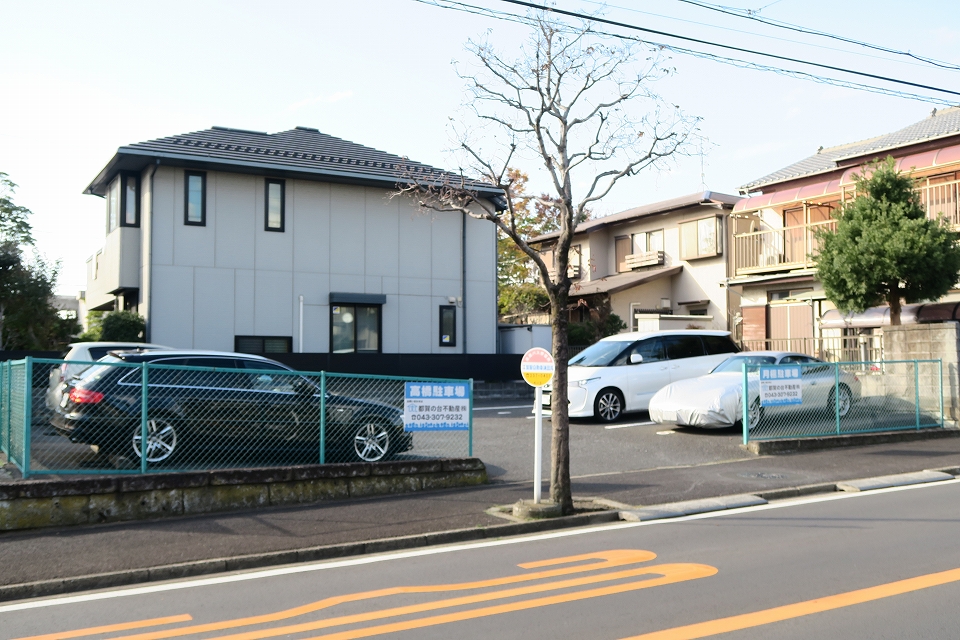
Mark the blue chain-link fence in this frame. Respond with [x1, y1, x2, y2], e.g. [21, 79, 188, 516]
[1, 358, 473, 478]
[743, 359, 943, 443]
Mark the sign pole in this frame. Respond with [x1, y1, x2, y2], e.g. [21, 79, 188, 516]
[520, 347, 554, 506]
[534, 385, 543, 504]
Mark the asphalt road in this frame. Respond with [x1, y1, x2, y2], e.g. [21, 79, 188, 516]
[473, 401, 753, 486]
[7, 478, 960, 639]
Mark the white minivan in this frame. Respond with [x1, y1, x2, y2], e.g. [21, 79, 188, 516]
[542, 330, 740, 422]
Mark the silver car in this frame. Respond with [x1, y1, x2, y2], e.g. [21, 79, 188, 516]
[649, 351, 862, 429]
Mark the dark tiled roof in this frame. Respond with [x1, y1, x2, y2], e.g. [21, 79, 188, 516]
[86, 126, 500, 197]
[741, 106, 960, 192]
[530, 191, 741, 243]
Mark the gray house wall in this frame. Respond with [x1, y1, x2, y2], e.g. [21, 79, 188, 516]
[140, 166, 497, 354]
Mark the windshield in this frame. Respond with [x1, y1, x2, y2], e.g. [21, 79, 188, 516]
[570, 341, 632, 367]
[711, 354, 777, 373]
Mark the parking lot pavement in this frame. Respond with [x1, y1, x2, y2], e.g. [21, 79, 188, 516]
[473, 401, 754, 484]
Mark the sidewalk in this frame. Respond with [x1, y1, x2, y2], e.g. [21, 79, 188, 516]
[3, 437, 960, 592]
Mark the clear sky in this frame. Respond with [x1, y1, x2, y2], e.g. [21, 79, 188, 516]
[1, 0, 957, 295]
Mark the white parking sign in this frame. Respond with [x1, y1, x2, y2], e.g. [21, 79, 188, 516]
[403, 382, 470, 431]
[759, 365, 802, 406]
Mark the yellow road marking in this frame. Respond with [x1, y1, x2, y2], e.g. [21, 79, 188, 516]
[107, 550, 660, 640]
[216, 562, 716, 639]
[13, 615, 193, 640]
[298, 564, 717, 640]
[623, 567, 960, 639]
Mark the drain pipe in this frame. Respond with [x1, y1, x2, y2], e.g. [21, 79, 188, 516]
[145, 160, 159, 343]
[461, 210, 467, 354]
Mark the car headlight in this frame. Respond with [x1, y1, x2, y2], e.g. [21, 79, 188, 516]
[573, 377, 599, 388]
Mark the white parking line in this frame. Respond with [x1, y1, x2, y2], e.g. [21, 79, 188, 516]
[604, 421, 655, 429]
[473, 405, 533, 411]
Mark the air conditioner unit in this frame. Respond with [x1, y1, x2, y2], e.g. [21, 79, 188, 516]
[659, 298, 671, 309]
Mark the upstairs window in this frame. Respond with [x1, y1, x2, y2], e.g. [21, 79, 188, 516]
[679, 216, 723, 260]
[120, 173, 140, 227]
[265, 179, 285, 231]
[107, 179, 120, 232]
[184, 171, 206, 226]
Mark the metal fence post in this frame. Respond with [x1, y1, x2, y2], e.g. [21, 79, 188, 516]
[939, 359, 944, 428]
[23, 357, 32, 479]
[742, 363, 748, 445]
[319, 371, 326, 465]
[469, 378, 474, 458]
[4, 362, 10, 461]
[834, 363, 841, 435]
[141, 362, 149, 473]
[915, 359, 921, 430]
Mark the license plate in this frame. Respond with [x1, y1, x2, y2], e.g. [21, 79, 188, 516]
[542, 393, 551, 406]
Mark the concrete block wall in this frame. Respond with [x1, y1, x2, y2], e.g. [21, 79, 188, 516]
[883, 323, 959, 421]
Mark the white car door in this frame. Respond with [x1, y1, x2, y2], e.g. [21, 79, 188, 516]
[623, 338, 670, 410]
[661, 335, 711, 382]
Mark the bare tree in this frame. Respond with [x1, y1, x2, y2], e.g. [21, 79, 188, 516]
[395, 14, 698, 513]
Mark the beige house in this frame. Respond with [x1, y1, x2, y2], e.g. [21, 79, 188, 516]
[530, 191, 742, 334]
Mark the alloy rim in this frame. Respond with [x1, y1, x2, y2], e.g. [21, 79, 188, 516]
[131, 419, 177, 463]
[598, 393, 621, 421]
[354, 422, 390, 462]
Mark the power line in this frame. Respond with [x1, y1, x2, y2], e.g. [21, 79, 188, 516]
[674, 0, 960, 71]
[580, 0, 943, 72]
[412, 0, 956, 106]
[499, 0, 960, 97]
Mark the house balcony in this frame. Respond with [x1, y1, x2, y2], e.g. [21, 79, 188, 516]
[733, 179, 960, 278]
[732, 220, 835, 277]
[85, 226, 141, 310]
[549, 264, 582, 280]
[624, 250, 665, 269]
[919, 178, 960, 227]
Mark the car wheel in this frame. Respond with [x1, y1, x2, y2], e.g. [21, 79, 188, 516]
[828, 384, 853, 418]
[594, 388, 624, 423]
[131, 417, 178, 463]
[748, 397, 764, 431]
[353, 419, 390, 462]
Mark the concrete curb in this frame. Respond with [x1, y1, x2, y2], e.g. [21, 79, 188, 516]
[0, 510, 621, 603]
[619, 494, 768, 522]
[836, 470, 955, 492]
[743, 427, 960, 455]
[5, 467, 960, 604]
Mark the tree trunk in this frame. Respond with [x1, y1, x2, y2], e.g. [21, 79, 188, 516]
[888, 284, 902, 326]
[549, 289, 574, 514]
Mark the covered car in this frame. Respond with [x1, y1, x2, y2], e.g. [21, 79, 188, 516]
[649, 352, 861, 429]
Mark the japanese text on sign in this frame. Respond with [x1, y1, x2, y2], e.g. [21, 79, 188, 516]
[759, 365, 802, 406]
[403, 382, 470, 431]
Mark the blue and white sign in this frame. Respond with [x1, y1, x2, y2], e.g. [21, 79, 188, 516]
[403, 382, 470, 431]
[759, 365, 803, 406]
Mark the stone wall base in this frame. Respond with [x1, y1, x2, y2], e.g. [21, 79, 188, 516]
[0, 458, 487, 532]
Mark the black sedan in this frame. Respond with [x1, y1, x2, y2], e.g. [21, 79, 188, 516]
[50, 350, 412, 465]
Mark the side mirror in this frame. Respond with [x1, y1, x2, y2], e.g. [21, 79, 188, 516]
[629, 353, 644, 365]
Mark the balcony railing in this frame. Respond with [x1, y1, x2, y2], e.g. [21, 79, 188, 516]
[733, 220, 836, 276]
[624, 250, 665, 269]
[919, 179, 960, 227]
[733, 179, 960, 277]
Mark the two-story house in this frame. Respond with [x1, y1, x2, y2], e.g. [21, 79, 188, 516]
[530, 191, 742, 334]
[83, 126, 502, 357]
[729, 107, 960, 360]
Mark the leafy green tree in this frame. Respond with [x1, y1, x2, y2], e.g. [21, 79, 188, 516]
[815, 157, 960, 325]
[0, 173, 78, 349]
[99, 310, 146, 342]
[77, 310, 104, 342]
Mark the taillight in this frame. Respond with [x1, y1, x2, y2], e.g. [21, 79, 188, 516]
[68, 388, 104, 404]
